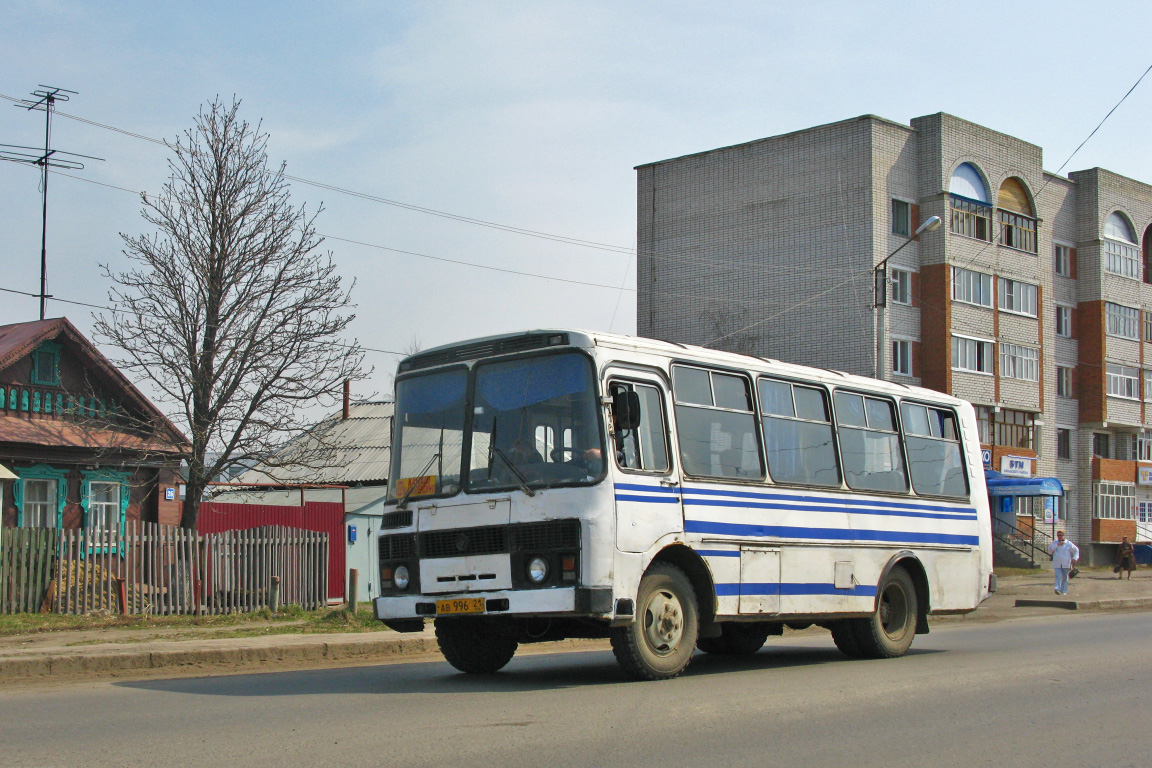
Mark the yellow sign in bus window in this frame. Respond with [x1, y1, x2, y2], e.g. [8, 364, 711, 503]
[395, 474, 437, 497]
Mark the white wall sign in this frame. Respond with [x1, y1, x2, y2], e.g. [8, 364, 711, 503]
[1000, 456, 1033, 477]
[1138, 466, 1152, 486]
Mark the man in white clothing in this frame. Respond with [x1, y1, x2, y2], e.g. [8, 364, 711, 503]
[1048, 530, 1080, 595]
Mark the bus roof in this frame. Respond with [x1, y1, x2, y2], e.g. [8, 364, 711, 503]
[400, 329, 970, 409]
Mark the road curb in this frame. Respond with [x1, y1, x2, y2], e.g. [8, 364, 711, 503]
[0, 634, 441, 681]
[1014, 596, 1152, 611]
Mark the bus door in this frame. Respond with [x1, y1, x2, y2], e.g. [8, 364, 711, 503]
[605, 373, 679, 553]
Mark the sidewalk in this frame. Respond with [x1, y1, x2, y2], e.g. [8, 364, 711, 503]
[2, 570, 1150, 684]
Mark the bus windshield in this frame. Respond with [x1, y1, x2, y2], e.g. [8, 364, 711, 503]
[389, 351, 604, 502]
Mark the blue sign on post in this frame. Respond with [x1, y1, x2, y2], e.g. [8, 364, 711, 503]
[981, 449, 992, 468]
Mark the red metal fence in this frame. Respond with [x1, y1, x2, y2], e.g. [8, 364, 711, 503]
[197, 500, 345, 602]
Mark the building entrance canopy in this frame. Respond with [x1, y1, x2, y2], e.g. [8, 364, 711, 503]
[984, 470, 1063, 498]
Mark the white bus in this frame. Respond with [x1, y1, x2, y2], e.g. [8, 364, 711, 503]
[374, 330, 995, 680]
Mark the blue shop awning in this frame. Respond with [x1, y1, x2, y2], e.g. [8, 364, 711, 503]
[984, 470, 1064, 497]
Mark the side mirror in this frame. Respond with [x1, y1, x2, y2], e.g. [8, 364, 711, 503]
[612, 390, 642, 431]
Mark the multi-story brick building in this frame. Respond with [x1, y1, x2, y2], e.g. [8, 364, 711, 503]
[636, 112, 1152, 562]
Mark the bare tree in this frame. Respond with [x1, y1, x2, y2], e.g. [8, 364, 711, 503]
[95, 97, 366, 529]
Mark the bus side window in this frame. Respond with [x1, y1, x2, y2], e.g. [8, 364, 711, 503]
[672, 366, 763, 480]
[609, 381, 670, 472]
[833, 391, 908, 493]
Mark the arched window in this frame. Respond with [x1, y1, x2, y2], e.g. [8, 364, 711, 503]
[1104, 212, 1139, 280]
[949, 163, 992, 241]
[997, 178, 1037, 253]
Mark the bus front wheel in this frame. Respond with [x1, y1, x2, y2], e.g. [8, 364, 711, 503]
[435, 617, 518, 674]
[853, 566, 917, 659]
[611, 562, 699, 680]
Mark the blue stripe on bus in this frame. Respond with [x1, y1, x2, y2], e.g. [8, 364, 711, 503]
[685, 519, 979, 547]
[614, 483, 682, 494]
[679, 485, 976, 517]
[682, 497, 974, 522]
[714, 582, 878, 597]
[614, 494, 680, 504]
[694, 549, 742, 557]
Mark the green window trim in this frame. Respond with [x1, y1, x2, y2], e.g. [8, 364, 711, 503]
[12, 464, 70, 528]
[81, 469, 131, 555]
[30, 341, 61, 386]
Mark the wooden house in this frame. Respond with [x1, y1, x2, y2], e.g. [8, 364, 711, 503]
[0, 318, 188, 530]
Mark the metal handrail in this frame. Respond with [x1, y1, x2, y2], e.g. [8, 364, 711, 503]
[992, 517, 1054, 566]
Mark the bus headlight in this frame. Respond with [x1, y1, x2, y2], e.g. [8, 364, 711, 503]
[527, 556, 549, 584]
[394, 565, 411, 591]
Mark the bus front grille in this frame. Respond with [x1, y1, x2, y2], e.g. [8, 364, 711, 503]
[419, 519, 580, 559]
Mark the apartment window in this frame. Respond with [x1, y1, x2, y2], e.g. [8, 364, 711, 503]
[1106, 302, 1140, 340]
[1056, 366, 1073, 398]
[1054, 244, 1073, 277]
[1095, 481, 1135, 520]
[1145, 314, 1152, 342]
[952, 267, 993, 307]
[891, 199, 911, 237]
[998, 210, 1037, 253]
[976, 406, 992, 445]
[1000, 344, 1039, 382]
[1106, 364, 1140, 399]
[952, 336, 994, 374]
[1146, 370, 1152, 401]
[950, 196, 992, 241]
[1057, 428, 1072, 460]
[1055, 305, 1072, 337]
[890, 269, 911, 305]
[1105, 240, 1140, 279]
[1138, 430, 1152, 461]
[994, 409, 1034, 450]
[892, 340, 912, 376]
[1094, 432, 1111, 458]
[998, 279, 1038, 317]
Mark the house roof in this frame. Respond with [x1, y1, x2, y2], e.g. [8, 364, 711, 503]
[0, 413, 184, 454]
[0, 317, 189, 451]
[234, 401, 393, 486]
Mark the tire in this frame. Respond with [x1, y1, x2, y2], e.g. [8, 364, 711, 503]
[435, 617, 519, 674]
[830, 620, 864, 658]
[853, 566, 918, 659]
[611, 562, 699, 680]
[696, 623, 771, 655]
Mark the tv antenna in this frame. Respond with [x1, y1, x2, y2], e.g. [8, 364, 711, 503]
[0, 86, 103, 320]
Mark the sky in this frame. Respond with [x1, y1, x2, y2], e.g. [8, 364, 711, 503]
[2, 0, 1152, 408]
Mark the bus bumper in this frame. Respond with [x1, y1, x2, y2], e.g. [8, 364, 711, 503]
[374, 586, 613, 622]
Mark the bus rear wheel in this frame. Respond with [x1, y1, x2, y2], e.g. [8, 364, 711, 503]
[696, 623, 771, 655]
[435, 617, 519, 674]
[611, 562, 699, 680]
[853, 566, 917, 659]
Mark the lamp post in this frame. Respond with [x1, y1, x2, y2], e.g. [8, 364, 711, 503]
[874, 215, 942, 379]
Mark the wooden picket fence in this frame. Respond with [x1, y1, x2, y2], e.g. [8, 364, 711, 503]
[0, 521, 329, 615]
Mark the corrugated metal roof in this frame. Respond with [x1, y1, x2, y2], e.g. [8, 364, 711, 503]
[235, 401, 393, 485]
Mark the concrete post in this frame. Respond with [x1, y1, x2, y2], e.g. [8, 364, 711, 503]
[348, 568, 359, 613]
[269, 575, 280, 614]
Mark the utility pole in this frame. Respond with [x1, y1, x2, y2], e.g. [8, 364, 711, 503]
[0, 86, 102, 320]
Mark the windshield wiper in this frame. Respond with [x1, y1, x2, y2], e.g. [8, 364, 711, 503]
[491, 447, 537, 497]
[396, 452, 441, 510]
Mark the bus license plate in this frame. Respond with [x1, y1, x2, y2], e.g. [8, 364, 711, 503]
[437, 597, 486, 615]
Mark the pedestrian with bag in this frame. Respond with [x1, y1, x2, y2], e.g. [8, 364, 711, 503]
[1048, 530, 1080, 595]
[1116, 536, 1136, 580]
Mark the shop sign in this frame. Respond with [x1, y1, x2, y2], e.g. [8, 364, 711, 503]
[1000, 456, 1033, 477]
[981, 449, 992, 468]
[1138, 466, 1152, 486]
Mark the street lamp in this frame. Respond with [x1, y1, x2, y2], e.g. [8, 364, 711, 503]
[874, 215, 942, 379]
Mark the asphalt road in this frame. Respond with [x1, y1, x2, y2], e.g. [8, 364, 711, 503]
[2, 611, 1149, 768]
